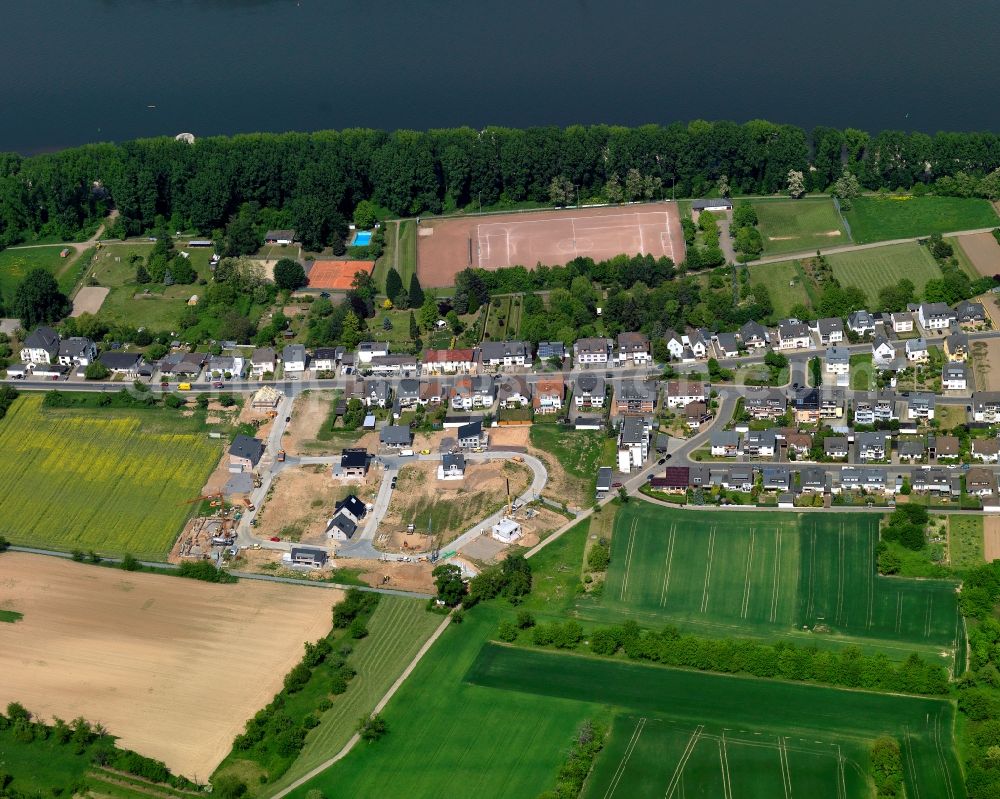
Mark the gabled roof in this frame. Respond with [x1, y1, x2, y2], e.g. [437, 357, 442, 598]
[251, 347, 276, 363]
[24, 326, 59, 352]
[325, 513, 357, 539]
[230, 434, 265, 465]
[379, 425, 412, 445]
[340, 448, 368, 469]
[282, 343, 306, 361]
[442, 452, 466, 471]
[336, 494, 367, 519]
[58, 337, 93, 357]
[457, 419, 483, 439]
[99, 351, 142, 370]
[739, 320, 768, 340]
[290, 546, 327, 564]
[620, 415, 646, 444]
[480, 340, 530, 360]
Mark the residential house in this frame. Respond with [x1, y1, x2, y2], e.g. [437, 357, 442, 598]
[907, 393, 935, 420]
[356, 342, 389, 364]
[422, 348, 476, 375]
[334, 495, 367, 525]
[794, 387, 821, 423]
[912, 468, 961, 495]
[264, 229, 296, 245]
[972, 438, 1000, 463]
[745, 429, 777, 458]
[942, 362, 969, 391]
[210, 354, 246, 380]
[917, 302, 955, 330]
[890, 311, 914, 333]
[492, 518, 522, 543]
[229, 434, 265, 473]
[722, 466, 754, 492]
[498, 376, 531, 409]
[57, 337, 96, 367]
[379, 425, 412, 450]
[98, 351, 143, 378]
[339, 351, 355, 375]
[617, 415, 649, 473]
[739, 320, 769, 349]
[285, 547, 328, 569]
[574, 337, 613, 365]
[782, 431, 813, 457]
[479, 340, 530, 368]
[710, 430, 741, 457]
[665, 381, 706, 409]
[743, 389, 787, 420]
[536, 341, 566, 362]
[762, 466, 790, 492]
[338, 449, 369, 479]
[250, 385, 281, 410]
[967, 467, 997, 496]
[312, 347, 339, 372]
[847, 310, 876, 337]
[19, 326, 59, 364]
[451, 376, 495, 410]
[325, 513, 357, 542]
[928, 435, 960, 460]
[800, 466, 828, 493]
[820, 390, 845, 419]
[853, 391, 898, 425]
[955, 300, 987, 329]
[363, 379, 391, 408]
[776, 320, 811, 350]
[944, 332, 969, 361]
[650, 467, 689, 494]
[663, 330, 685, 360]
[616, 332, 651, 364]
[684, 401, 710, 429]
[596, 467, 613, 496]
[250, 347, 277, 377]
[825, 346, 851, 375]
[420, 380, 445, 405]
[824, 437, 849, 460]
[715, 332, 740, 358]
[872, 335, 897, 368]
[574, 375, 607, 408]
[397, 378, 422, 409]
[688, 465, 712, 489]
[438, 453, 466, 481]
[898, 440, 925, 461]
[856, 431, 891, 462]
[282, 344, 307, 373]
[369, 354, 418, 376]
[533, 377, 564, 415]
[457, 419, 488, 449]
[684, 328, 710, 360]
[158, 351, 205, 377]
[973, 392, 1000, 423]
[615, 381, 657, 415]
[837, 467, 889, 494]
[812, 317, 845, 345]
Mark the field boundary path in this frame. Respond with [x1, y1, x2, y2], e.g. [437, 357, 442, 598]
[268, 611, 454, 799]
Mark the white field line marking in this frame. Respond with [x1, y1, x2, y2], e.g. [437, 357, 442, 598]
[934, 712, 956, 799]
[741, 529, 756, 618]
[778, 736, 792, 799]
[806, 524, 817, 620]
[700, 527, 717, 613]
[603, 717, 646, 799]
[638, 213, 646, 254]
[660, 524, 677, 608]
[719, 734, 733, 799]
[902, 726, 921, 799]
[836, 744, 847, 799]
[620, 518, 638, 601]
[505, 230, 511, 266]
[570, 218, 578, 259]
[770, 528, 782, 623]
[663, 725, 704, 799]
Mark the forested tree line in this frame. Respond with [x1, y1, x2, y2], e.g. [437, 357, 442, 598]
[6, 121, 1000, 248]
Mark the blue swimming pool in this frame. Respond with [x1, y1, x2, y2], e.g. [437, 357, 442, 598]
[352, 230, 372, 246]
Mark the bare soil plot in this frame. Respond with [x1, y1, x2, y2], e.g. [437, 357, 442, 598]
[284, 391, 335, 455]
[957, 232, 1000, 277]
[70, 286, 109, 316]
[492, 425, 594, 508]
[970, 339, 1000, 391]
[417, 203, 684, 287]
[985, 517, 1000, 562]
[0, 553, 338, 780]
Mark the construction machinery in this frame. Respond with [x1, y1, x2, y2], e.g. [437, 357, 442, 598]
[179, 492, 222, 507]
[276, 449, 286, 462]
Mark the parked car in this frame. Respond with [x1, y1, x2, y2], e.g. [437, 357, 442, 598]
[269, 536, 281, 542]
[213, 381, 223, 389]
[657, 457, 666, 465]
[612, 481, 623, 488]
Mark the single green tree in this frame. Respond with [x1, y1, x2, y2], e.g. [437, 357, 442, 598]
[13, 269, 71, 327]
[408, 273, 424, 308]
[274, 258, 307, 290]
[84, 361, 109, 380]
[385, 267, 403, 302]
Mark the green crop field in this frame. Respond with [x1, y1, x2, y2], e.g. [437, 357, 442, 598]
[0, 245, 78, 299]
[751, 259, 814, 316]
[467, 644, 963, 799]
[579, 504, 961, 658]
[753, 198, 849, 255]
[827, 242, 942, 305]
[844, 195, 998, 244]
[287, 607, 594, 799]
[0, 396, 221, 558]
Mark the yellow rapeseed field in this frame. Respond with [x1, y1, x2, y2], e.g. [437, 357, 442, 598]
[0, 395, 221, 557]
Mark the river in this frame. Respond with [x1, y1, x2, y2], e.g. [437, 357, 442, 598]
[3, 0, 999, 154]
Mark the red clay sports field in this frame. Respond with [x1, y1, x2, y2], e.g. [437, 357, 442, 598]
[416, 202, 685, 287]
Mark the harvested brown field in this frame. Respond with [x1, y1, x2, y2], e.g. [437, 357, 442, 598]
[985, 516, 1000, 562]
[417, 202, 684, 287]
[0, 553, 338, 780]
[971, 339, 1000, 391]
[957, 232, 1000, 277]
[70, 286, 109, 316]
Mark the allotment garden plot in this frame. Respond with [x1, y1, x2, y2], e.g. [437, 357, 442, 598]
[588, 505, 961, 657]
[0, 396, 221, 558]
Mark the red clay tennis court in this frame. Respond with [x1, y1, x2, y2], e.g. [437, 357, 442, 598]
[305, 259, 375, 290]
[416, 203, 685, 287]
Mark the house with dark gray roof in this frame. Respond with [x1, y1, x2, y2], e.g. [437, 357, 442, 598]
[479, 340, 530, 367]
[229, 434, 265, 473]
[57, 337, 96, 367]
[99, 351, 144, 377]
[955, 300, 986, 327]
[20, 326, 59, 364]
[335, 495, 367, 524]
[898, 440, 925, 461]
[536, 341, 566, 361]
[286, 546, 328, 568]
[811, 317, 844, 344]
[739, 320, 768, 349]
[338, 448, 369, 478]
[575, 375, 606, 408]
[325, 512, 357, 541]
[457, 419, 487, 449]
[379, 425, 413, 449]
[438, 452, 466, 480]
[800, 467, 828, 493]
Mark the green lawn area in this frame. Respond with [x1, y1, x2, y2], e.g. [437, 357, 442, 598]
[0, 396, 221, 558]
[828, 242, 942, 305]
[468, 644, 963, 799]
[286, 606, 594, 799]
[751, 259, 813, 316]
[850, 353, 874, 390]
[375, 220, 417, 294]
[223, 596, 442, 796]
[0, 245, 77, 300]
[753, 197, 849, 255]
[577, 503, 961, 660]
[529, 425, 609, 504]
[949, 515, 985, 570]
[844, 196, 999, 244]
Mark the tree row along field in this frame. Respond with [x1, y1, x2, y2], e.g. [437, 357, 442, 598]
[585, 505, 960, 660]
[0, 396, 220, 558]
[466, 644, 962, 799]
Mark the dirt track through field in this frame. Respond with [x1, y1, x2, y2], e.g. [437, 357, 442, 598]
[984, 517, 1000, 562]
[0, 553, 338, 780]
[417, 203, 684, 287]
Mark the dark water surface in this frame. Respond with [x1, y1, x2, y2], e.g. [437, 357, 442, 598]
[3, 0, 999, 154]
